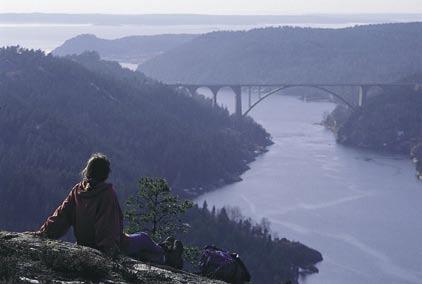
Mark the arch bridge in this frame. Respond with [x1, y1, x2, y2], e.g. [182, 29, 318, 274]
[169, 83, 422, 117]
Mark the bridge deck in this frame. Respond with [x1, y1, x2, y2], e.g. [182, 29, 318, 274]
[170, 83, 420, 88]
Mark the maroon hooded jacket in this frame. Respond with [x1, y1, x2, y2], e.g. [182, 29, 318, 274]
[39, 181, 127, 253]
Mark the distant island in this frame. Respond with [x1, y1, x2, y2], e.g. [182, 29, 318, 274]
[53, 34, 198, 65]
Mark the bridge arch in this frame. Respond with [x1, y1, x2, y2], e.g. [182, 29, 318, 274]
[192, 85, 243, 114]
[243, 85, 356, 117]
[194, 86, 223, 107]
[365, 84, 387, 97]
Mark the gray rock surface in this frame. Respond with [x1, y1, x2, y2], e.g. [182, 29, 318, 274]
[0, 231, 222, 284]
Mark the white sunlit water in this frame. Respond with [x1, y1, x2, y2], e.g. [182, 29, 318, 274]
[119, 62, 139, 71]
[195, 89, 422, 284]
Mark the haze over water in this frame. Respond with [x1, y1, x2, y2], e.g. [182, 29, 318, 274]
[196, 90, 422, 284]
[0, 21, 365, 53]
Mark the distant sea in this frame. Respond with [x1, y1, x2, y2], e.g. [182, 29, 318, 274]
[4, 12, 422, 52]
[0, 22, 367, 53]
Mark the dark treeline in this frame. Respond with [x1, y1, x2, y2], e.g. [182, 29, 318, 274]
[182, 203, 323, 284]
[0, 47, 270, 231]
[53, 34, 198, 64]
[139, 23, 422, 84]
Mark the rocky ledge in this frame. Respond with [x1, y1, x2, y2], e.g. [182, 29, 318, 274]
[0, 231, 222, 284]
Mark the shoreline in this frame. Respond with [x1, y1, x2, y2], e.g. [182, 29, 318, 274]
[181, 144, 271, 198]
[322, 104, 421, 179]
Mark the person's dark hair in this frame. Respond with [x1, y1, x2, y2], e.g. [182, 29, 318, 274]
[81, 153, 111, 183]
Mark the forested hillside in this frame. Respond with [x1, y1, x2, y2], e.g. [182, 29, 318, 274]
[0, 47, 271, 231]
[183, 204, 323, 284]
[325, 79, 422, 154]
[324, 75, 422, 178]
[139, 23, 422, 84]
[53, 33, 198, 64]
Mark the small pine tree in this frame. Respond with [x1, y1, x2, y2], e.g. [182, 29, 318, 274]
[125, 177, 193, 241]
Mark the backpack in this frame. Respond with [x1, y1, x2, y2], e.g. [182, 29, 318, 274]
[199, 246, 251, 283]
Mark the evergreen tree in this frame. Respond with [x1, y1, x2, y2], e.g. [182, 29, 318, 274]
[125, 177, 193, 240]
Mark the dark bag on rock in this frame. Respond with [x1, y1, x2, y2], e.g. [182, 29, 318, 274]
[199, 245, 251, 283]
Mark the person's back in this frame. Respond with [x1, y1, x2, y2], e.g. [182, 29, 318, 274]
[37, 153, 183, 268]
[38, 153, 123, 254]
[72, 181, 122, 250]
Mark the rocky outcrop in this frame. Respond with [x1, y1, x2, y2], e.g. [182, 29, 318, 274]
[0, 231, 222, 284]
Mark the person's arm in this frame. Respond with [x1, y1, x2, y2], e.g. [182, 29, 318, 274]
[37, 188, 75, 239]
[94, 187, 123, 255]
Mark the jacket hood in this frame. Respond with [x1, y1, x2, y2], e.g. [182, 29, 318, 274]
[76, 181, 112, 198]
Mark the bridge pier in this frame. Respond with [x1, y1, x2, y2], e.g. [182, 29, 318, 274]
[186, 86, 198, 97]
[358, 86, 368, 107]
[232, 85, 242, 117]
[208, 86, 220, 108]
[248, 87, 252, 108]
[212, 92, 217, 107]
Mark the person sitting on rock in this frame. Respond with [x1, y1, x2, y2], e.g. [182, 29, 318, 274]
[35, 153, 183, 269]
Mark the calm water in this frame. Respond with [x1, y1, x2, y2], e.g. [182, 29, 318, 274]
[196, 89, 422, 284]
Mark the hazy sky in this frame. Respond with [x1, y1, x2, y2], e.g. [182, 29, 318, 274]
[1, 0, 422, 14]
